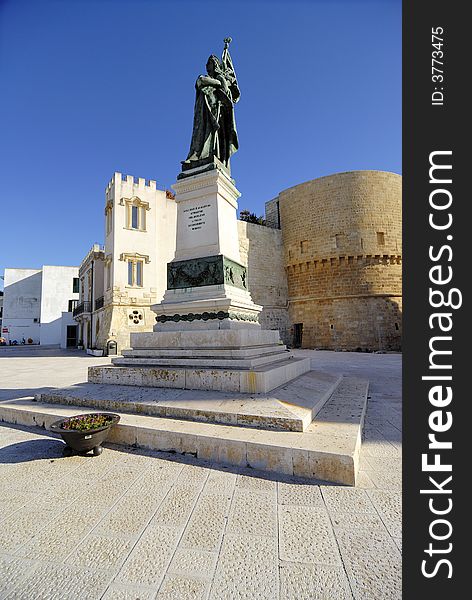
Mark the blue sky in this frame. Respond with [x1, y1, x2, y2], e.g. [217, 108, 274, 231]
[0, 0, 401, 285]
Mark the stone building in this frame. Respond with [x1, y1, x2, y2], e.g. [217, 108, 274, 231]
[1, 265, 79, 346]
[74, 173, 177, 352]
[74, 169, 401, 353]
[237, 220, 290, 341]
[73, 244, 105, 350]
[265, 170, 402, 351]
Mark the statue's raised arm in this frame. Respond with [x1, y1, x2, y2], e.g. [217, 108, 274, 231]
[182, 38, 240, 172]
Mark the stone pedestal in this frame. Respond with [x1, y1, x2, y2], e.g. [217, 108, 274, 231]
[89, 161, 310, 392]
[154, 164, 262, 329]
[103, 329, 310, 393]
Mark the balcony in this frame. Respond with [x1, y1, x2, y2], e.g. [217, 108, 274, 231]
[73, 301, 91, 317]
[95, 296, 104, 311]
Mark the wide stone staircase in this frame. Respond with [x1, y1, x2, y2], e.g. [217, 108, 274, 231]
[0, 368, 369, 485]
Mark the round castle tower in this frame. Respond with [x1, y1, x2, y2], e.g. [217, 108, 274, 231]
[268, 170, 402, 351]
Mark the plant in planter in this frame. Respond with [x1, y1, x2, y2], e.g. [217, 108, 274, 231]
[50, 412, 120, 456]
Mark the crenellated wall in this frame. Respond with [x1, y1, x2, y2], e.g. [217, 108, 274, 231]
[105, 173, 157, 193]
[267, 171, 402, 350]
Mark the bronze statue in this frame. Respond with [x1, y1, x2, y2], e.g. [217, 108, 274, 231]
[183, 38, 240, 170]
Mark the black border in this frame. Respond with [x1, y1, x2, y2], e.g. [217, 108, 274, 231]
[403, 1, 467, 596]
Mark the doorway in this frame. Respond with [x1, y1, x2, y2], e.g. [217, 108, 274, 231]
[293, 323, 303, 348]
[66, 325, 78, 348]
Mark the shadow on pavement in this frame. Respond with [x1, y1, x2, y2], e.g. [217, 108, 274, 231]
[0, 436, 66, 463]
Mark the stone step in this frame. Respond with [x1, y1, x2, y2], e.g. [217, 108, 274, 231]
[112, 349, 291, 370]
[129, 329, 281, 349]
[88, 357, 311, 394]
[121, 344, 288, 359]
[0, 377, 369, 485]
[33, 370, 343, 432]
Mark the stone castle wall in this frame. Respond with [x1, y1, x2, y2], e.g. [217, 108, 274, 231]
[237, 221, 290, 343]
[270, 171, 402, 350]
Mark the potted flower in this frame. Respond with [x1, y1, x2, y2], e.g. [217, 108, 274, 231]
[50, 413, 120, 456]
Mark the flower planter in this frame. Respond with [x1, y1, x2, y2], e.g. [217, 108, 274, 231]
[50, 413, 120, 456]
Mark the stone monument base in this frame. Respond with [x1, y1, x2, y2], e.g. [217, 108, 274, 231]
[88, 328, 310, 394]
[0, 372, 369, 485]
[88, 330, 310, 393]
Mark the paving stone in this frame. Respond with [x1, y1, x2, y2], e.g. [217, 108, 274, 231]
[180, 493, 233, 552]
[334, 528, 401, 600]
[94, 492, 169, 537]
[34, 482, 97, 507]
[277, 482, 324, 507]
[355, 471, 376, 489]
[226, 489, 277, 538]
[67, 460, 125, 481]
[321, 487, 376, 514]
[367, 490, 402, 538]
[362, 456, 402, 473]
[329, 511, 388, 532]
[235, 474, 277, 494]
[209, 534, 278, 600]
[0, 350, 403, 599]
[6, 563, 112, 600]
[102, 584, 156, 599]
[16, 529, 87, 561]
[0, 507, 58, 552]
[12, 505, 105, 560]
[51, 504, 106, 533]
[362, 439, 401, 458]
[379, 424, 402, 443]
[365, 468, 402, 491]
[202, 469, 237, 494]
[0, 492, 37, 520]
[278, 506, 341, 566]
[65, 534, 135, 570]
[157, 575, 210, 599]
[0, 556, 37, 597]
[85, 486, 134, 506]
[279, 562, 352, 600]
[116, 525, 181, 586]
[179, 464, 211, 486]
[137, 463, 184, 487]
[151, 484, 204, 529]
[168, 548, 218, 577]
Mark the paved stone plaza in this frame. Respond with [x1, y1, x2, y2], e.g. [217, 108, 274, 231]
[0, 347, 401, 599]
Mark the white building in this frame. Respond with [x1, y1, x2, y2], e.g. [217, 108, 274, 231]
[73, 244, 105, 351]
[0, 291, 4, 332]
[74, 173, 177, 352]
[73, 171, 292, 354]
[2, 266, 79, 346]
